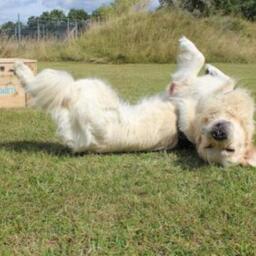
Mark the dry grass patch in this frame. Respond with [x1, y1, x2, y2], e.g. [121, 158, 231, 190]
[1, 10, 256, 63]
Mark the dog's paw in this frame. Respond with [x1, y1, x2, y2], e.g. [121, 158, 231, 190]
[178, 36, 205, 67]
[13, 60, 35, 86]
[179, 36, 198, 53]
[13, 60, 25, 75]
[14, 60, 24, 69]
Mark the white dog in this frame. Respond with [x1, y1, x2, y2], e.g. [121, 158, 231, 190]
[169, 40, 256, 166]
[15, 37, 255, 166]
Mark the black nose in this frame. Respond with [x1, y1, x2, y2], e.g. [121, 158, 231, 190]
[211, 122, 229, 141]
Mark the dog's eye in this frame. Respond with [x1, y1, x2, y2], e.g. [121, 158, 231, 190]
[205, 145, 213, 149]
[225, 148, 235, 153]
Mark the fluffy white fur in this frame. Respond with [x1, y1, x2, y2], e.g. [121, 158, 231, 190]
[14, 62, 179, 153]
[14, 37, 236, 157]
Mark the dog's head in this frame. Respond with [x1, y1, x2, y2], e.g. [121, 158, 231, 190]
[177, 89, 256, 167]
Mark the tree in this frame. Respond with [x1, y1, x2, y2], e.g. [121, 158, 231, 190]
[0, 21, 17, 37]
[39, 10, 66, 35]
[214, 0, 256, 20]
[241, 0, 256, 21]
[68, 9, 89, 21]
[159, 0, 214, 16]
[91, 6, 113, 19]
[27, 16, 37, 29]
[48, 9, 66, 20]
[182, 0, 214, 16]
[39, 11, 51, 22]
[0, 21, 16, 32]
[159, 0, 256, 20]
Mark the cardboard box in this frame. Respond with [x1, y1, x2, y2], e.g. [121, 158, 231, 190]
[0, 58, 37, 108]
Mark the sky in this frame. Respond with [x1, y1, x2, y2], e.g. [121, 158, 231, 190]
[0, 0, 160, 24]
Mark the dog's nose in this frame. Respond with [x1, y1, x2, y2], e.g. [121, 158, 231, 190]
[211, 121, 230, 141]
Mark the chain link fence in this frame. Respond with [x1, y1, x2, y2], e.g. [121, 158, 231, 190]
[0, 17, 91, 41]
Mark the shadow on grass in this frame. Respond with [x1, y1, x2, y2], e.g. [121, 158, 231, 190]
[163, 137, 206, 170]
[172, 148, 206, 170]
[0, 141, 72, 156]
[0, 140, 206, 169]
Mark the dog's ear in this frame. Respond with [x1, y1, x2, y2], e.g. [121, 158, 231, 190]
[167, 82, 180, 96]
[242, 145, 256, 167]
[167, 82, 177, 96]
[166, 81, 187, 96]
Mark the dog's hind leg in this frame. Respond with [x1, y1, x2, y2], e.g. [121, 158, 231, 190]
[14, 61, 75, 111]
[14, 61, 35, 88]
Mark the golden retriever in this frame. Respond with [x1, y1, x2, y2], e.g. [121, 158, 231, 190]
[170, 38, 256, 167]
[14, 37, 256, 166]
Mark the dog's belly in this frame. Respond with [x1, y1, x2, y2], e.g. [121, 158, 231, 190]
[91, 101, 178, 153]
[62, 99, 179, 153]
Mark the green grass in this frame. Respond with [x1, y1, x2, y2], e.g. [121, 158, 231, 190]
[0, 62, 256, 255]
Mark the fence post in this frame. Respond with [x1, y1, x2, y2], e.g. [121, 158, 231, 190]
[42, 24, 45, 40]
[17, 14, 21, 43]
[37, 18, 40, 41]
[75, 20, 78, 38]
[67, 17, 70, 35]
[14, 26, 17, 39]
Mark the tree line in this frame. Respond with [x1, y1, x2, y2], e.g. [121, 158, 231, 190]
[0, 9, 91, 35]
[1, 0, 149, 39]
[0, 0, 146, 35]
[159, 0, 256, 21]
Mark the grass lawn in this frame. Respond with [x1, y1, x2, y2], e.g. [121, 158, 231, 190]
[0, 63, 256, 255]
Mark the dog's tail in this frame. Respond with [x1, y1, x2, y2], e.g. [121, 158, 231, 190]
[14, 61, 75, 111]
